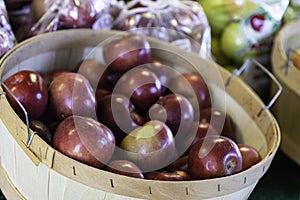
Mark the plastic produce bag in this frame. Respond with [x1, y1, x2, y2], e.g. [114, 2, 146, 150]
[199, 0, 289, 102]
[21, 0, 124, 40]
[0, 0, 16, 57]
[199, 0, 290, 66]
[112, 0, 211, 58]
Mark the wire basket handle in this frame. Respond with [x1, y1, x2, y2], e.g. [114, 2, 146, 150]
[0, 81, 35, 147]
[225, 58, 282, 117]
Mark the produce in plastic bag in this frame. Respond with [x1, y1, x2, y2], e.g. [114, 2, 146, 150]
[199, 0, 289, 103]
[0, 0, 16, 57]
[199, 0, 289, 66]
[22, 0, 124, 40]
[112, 0, 211, 58]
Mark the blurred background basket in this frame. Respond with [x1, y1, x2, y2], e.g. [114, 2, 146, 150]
[0, 29, 280, 200]
[271, 19, 300, 166]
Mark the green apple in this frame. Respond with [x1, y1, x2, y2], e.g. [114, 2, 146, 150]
[199, 0, 259, 36]
[199, 0, 232, 35]
[211, 36, 222, 60]
[220, 22, 249, 63]
[211, 36, 232, 66]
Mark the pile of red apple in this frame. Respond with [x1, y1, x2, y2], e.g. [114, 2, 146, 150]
[3, 33, 262, 181]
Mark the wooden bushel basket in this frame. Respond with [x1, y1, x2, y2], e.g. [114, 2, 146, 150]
[0, 29, 281, 200]
[271, 19, 300, 166]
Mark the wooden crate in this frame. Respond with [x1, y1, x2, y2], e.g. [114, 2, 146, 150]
[0, 29, 280, 199]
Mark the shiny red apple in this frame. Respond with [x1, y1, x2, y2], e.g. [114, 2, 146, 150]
[114, 67, 161, 115]
[43, 69, 68, 88]
[238, 143, 262, 170]
[180, 120, 219, 155]
[4, 70, 48, 119]
[103, 33, 151, 73]
[97, 93, 144, 145]
[58, 0, 98, 29]
[75, 59, 107, 90]
[52, 115, 115, 169]
[105, 159, 144, 179]
[199, 107, 237, 141]
[188, 135, 242, 179]
[165, 155, 188, 172]
[29, 119, 52, 145]
[49, 72, 97, 120]
[144, 60, 175, 95]
[145, 170, 191, 181]
[75, 59, 120, 91]
[95, 88, 111, 102]
[170, 73, 211, 118]
[146, 93, 194, 136]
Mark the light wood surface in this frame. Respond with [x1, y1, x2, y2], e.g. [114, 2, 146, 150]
[271, 19, 300, 165]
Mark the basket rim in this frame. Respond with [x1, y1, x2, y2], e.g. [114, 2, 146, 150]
[271, 19, 300, 97]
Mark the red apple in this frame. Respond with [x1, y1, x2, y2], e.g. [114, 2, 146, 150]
[43, 69, 68, 88]
[103, 33, 151, 73]
[119, 120, 177, 172]
[165, 155, 189, 172]
[146, 93, 194, 136]
[188, 135, 242, 179]
[75, 59, 107, 90]
[75, 59, 120, 91]
[180, 120, 219, 155]
[105, 159, 144, 179]
[170, 73, 211, 118]
[58, 0, 98, 29]
[97, 93, 144, 145]
[189, 121, 219, 144]
[95, 88, 111, 102]
[52, 115, 115, 169]
[238, 143, 262, 170]
[49, 72, 97, 120]
[199, 108, 237, 141]
[38, 101, 60, 133]
[145, 170, 191, 181]
[144, 59, 175, 95]
[3, 70, 48, 119]
[29, 119, 52, 145]
[114, 67, 161, 115]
